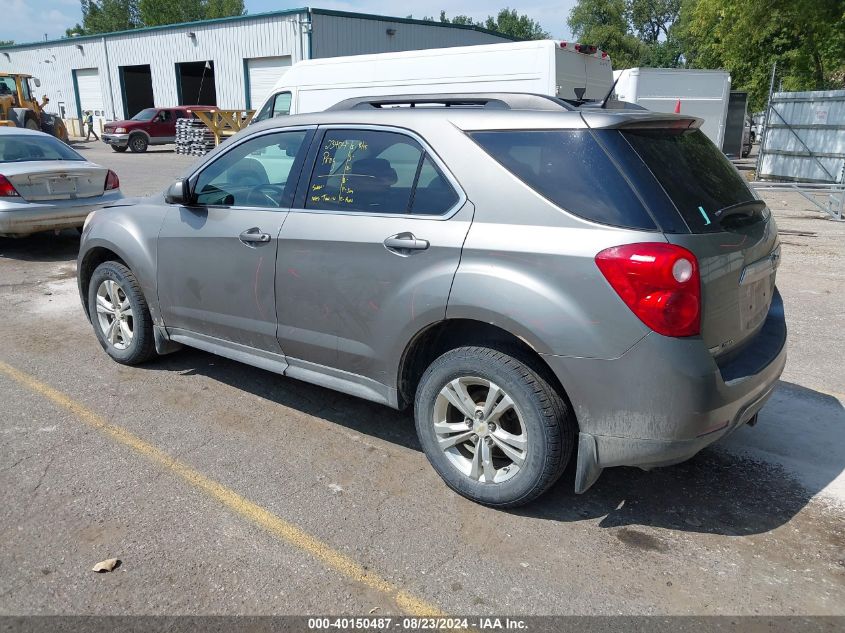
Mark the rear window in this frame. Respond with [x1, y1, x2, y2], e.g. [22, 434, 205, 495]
[622, 129, 755, 233]
[0, 135, 83, 163]
[469, 130, 656, 230]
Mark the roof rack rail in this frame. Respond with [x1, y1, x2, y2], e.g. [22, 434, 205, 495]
[326, 93, 574, 112]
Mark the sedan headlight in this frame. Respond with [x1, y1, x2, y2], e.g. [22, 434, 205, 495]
[115, 127, 127, 134]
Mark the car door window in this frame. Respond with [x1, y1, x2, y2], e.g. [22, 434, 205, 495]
[306, 129, 459, 215]
[306, 130, 421, 214]
[194, 130, 308, 208]
[158, 110, 172, 122]
[272, 92, 291, 117]
[253, 92, 292, 122]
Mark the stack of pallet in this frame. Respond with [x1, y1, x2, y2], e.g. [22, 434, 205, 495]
[175, 118, 215, 156]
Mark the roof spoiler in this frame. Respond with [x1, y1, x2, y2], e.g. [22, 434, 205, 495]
[581, 110, 704, 131]
[327, 93, 574, 112]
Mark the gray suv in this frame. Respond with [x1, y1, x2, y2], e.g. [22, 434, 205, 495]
[77, 94, 786, 507]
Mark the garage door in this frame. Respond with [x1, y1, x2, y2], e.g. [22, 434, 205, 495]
[246, 56, 291, 110]
[75, 68, 105, 130]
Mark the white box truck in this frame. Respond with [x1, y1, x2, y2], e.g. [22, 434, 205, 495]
[612, 68, 731, 148]
[251, 40, 613, 123]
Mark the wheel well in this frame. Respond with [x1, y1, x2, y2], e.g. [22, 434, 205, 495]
[79, 247, 127, 317]
[397, 319, 572, 414]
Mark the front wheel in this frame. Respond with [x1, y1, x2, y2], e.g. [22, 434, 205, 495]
[414, 346, 575, 508]
[128, 134, 148, 153]
[24, 117, 40, 131]
[87, 261, 157, 365]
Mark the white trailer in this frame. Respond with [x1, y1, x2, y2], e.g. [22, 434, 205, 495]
[612, 67, 731, 148]
[252, 40, 613, 122]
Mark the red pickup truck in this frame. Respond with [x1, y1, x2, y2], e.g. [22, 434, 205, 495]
[102, 105, 216, 153]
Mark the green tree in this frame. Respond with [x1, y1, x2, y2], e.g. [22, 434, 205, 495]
[568, 0, 646, 68]
[429, 8, 550, 39]
[76, 0, 141, 35]
[629, 0, 680, 43]
[483, 8, 550, 39]
[139, 0, 204, 26]
[204, 0, 245, 20]
[0, 40, 13, 47]
[682, 0, 845, 109]
[70, 0, 244, 34]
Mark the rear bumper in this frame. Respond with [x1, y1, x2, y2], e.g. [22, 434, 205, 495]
[102, 134, 129, 147]
[0, 190, 124, 236]
[543, 289, 788, 492]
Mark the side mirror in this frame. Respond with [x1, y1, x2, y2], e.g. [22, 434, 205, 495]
[165, 178, 193, 205]
[33, 77, 41, 88]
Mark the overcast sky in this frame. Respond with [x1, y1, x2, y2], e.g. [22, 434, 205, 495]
[0, 0, 576, 45]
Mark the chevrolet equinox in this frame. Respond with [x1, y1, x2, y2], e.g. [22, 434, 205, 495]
[77, 94, 787, 507]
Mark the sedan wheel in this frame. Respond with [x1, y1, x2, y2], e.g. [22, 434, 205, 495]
[95, 279, 134, 350]
[433, 376, 527, 484]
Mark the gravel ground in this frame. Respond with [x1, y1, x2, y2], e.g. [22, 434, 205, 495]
[0, 141, 842, 617]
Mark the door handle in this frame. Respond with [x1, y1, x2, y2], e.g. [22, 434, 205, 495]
[239, 227, 271, 244]
[383, 232, 430, 253]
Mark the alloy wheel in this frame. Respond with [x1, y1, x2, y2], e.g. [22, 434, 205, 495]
[432, 376, 527, 484]
[95, 279, 134, 350]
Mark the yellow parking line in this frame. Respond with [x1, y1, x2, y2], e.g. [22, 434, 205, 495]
[0, 360, 442, 616]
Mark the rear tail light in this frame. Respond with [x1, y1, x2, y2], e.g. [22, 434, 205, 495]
[0, 174, 20, 197]
[105, 169, 120, 191]
[595, 243, 701, 337]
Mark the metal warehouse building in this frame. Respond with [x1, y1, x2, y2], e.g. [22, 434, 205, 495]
[0, 8, 513, 130]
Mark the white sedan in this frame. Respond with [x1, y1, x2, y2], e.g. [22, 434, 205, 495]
[0, 127, 122, 237]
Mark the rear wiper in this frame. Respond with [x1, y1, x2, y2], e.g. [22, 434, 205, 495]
[714, 199, 766, 224]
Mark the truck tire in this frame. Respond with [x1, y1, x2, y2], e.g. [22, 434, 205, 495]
[414, 346, 575, 508]
[128, 134, 148, 153]
[24, 116, 39, 131]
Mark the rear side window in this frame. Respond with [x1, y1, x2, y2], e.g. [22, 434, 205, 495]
[469, 130, 656, 230]
[622, 129, 755, 233]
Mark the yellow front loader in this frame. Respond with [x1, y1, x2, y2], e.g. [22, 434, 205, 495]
[0, 73, 69, 142]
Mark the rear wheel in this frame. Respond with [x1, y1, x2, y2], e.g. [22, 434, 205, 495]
[414, 346, 574, 508]
[87, 261, 156, 365]
[111, 145, 128, 153]
[128, 134, 148, 153]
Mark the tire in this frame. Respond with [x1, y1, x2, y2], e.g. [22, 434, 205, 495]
[87, 261, 157, 365]
[111, 145, 128, 153]
[414, 346, 575, 508]
[128, 134, 148, 153]
[24, 117, 39, 131]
